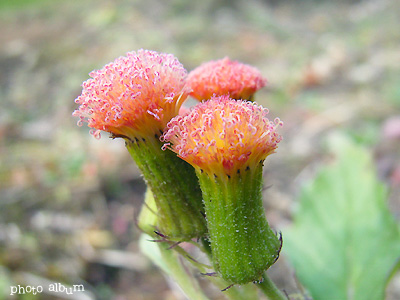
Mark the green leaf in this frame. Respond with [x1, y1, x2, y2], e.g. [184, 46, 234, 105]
[284, 141, 400, 300]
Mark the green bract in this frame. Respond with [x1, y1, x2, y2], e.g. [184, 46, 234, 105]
[197, 162, 282, 284]
[127, 137, 206, 240]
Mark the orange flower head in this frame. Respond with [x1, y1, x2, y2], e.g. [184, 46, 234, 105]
[73, 50, 189, 139]
[162, 95, 282, 176]
[187, 57, 267, 101]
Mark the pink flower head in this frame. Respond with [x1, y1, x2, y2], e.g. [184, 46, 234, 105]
[73, 50, 190, 139]
[162, 95, 282, 176]
[187, 57, 267, 101]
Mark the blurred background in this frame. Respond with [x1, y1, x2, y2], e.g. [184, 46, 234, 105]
[0, 0, 399, 299]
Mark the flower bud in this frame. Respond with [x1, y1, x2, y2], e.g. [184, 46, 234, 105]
[187, 57, 267, 101]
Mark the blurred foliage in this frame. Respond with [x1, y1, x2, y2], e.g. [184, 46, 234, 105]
[0, 0, 399, 299]
[0, 0, 51, 10]
[285, 136, 400, 300]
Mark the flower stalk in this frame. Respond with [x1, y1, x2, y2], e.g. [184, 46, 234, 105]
[257, 273, 288, 300]
[127, 136, 206, 240]
[139, 233, 209, 300]
[162, 96, 283, 284]
[196, 161, 281, 284]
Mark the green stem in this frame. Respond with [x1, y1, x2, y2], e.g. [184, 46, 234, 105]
[126, 137, 206, 240]
[140, 234, 209, 300]
[197, 161, 281, 284]
[169, 240, 259, 300]
[257, 273, 287, 300]
[138, 191, 258, 299]
[140, 233, 259, 300]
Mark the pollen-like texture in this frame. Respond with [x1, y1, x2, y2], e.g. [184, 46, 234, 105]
[73, 50, 189, 139]
[187, 57, 267, 101]
[162, 95, 282, 175]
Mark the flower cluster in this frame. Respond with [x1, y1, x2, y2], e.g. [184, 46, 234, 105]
[74, 50, 282, 285]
